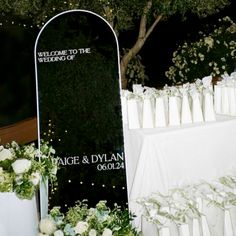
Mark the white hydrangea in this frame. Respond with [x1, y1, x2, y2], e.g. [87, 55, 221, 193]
[39, 218, 57, 235]
[74, 221, 89, 234]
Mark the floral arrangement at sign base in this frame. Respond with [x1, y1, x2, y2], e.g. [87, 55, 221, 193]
[0, 140, 59, 200]
[38, 200, 140, 236]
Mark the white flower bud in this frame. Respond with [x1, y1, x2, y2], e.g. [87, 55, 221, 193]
[102, 228, 113, 236]
[54, 230, 64, 236]
[89, 229, 97, 236]
[39, 218, 57, 235]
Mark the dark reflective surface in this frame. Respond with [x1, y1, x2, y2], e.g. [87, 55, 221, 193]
[35, 10, 127, 210]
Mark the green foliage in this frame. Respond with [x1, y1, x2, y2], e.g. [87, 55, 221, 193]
[123, 49, 148, 87]
[166, 16, 236, 84]
[152, 0, 230, 18]
[0, 0, 231, 30]
[0, 171, 13, 192]
[14, 180, 35, 200]
[0, 0, 41, 16]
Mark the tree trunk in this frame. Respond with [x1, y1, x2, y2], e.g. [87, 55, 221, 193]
[120, 1, 162, 89]
[120, 39, 145, 89]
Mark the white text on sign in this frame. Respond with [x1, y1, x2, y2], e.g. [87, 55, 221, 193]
[37, 48, 91, 63]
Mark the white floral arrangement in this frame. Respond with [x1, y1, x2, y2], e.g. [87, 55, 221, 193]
[166, 16, 236, 85]
[138, 173, 236, 229]
[38, 200, 139, 236]
[0, 140, 58, 199]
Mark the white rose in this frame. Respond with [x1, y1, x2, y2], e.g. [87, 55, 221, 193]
[89, 229, 97, 236]
[54, 230, 64, 236]
[39, 218, 57, 235]
[0, 148, 13, 161]
[11, 159, 31, 174]
[102, 228, 113, 236]
[30, 172, 41, 186]
[74, 221, 89, 234]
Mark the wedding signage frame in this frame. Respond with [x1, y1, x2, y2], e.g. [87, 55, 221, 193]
[34, 10, 128, 217]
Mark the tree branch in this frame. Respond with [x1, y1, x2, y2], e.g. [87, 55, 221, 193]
[144, 14, 163, 41]
[120, 0, 163, 88]
[138, 0, 152, 39]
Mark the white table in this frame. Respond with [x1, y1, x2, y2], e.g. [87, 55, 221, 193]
[0, 193, 38, 236]
[124, 115, 236, 233]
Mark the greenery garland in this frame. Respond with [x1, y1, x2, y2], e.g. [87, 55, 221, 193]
[138, 174, 236, 229]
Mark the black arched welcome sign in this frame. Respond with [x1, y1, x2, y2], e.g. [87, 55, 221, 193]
[35, 10, 127, 215]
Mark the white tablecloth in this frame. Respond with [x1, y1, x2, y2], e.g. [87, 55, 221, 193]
[124, 115, 236, 232]
[0, 193, 38, 236]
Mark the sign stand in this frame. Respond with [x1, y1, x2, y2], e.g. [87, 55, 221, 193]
[34, 10, 128, 217]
